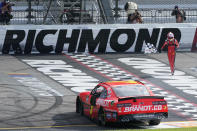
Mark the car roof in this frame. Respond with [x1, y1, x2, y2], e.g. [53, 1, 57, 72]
[102, 80, 142, 87]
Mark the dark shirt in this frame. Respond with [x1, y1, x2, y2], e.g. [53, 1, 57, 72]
[171, 9, 186, 20]
[127, 11, 143, 24]
[0, 2, 11, 14]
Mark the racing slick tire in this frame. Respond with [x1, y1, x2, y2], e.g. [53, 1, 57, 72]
[98, 109, 108, 126]
[76, 97, 84, 116]
[149, 119, 161, 126]
[76, 97, 80, 113]
[79, 101, 84, 116]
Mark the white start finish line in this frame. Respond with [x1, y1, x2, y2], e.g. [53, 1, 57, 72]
[22, 60, 99, 93]
[118, 57, 197, 98]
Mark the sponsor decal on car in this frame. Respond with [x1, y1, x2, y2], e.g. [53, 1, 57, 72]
[108, 90, 112, 94]
[111, 101, 115, 106]
[106, 113, 112, 119]
[124, 105, 162, 112]
[90, 105, 94, 116]
[86, 96, 89, 102]
[107, 95, 111, 98]
[96, 99, 113, 107]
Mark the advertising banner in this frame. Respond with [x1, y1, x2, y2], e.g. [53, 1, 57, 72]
[0, 24, 196, 54]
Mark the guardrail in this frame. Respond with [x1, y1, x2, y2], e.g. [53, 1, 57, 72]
[4, 8, 197, 25]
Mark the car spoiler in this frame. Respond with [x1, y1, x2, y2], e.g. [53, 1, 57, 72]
[118, 96, 164, 102]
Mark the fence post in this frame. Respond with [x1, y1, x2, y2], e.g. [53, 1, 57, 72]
[43, 0, 53, 24]
[26, 0, 34, 24]
[114, 0, 119, 20]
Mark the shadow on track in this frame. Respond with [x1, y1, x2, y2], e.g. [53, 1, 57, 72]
[52, 112, 148, 130]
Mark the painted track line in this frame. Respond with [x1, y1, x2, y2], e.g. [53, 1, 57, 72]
[0, 124, 97, 130]
[64, 53, 197, 121]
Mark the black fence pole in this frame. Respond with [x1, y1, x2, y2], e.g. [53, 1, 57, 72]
[114, 0, 120, 21]
[80, 0, 82, 24]
[43, 0, 53, 24]
[26, 0, 34, 24]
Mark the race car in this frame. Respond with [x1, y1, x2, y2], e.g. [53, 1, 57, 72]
[76, 80, 168, 126]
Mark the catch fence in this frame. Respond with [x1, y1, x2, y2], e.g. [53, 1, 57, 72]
[4, 0, 197, 25]
[9, 9, 197, 25]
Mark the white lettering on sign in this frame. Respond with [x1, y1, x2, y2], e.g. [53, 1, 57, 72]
[118, 58, 197, 97]
[22, 60, 98, 93]
[124, 105, 162, 112]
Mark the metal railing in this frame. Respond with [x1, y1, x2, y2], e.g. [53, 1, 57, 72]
[5, 8, 197, 25]
[115, 8, 197, 24]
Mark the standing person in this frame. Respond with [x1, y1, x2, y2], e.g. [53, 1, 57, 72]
[171, 5, 186, 23]
[0, 0, 13, 24]
[161, 32, 179, 75]
[124, 2, 143, 24]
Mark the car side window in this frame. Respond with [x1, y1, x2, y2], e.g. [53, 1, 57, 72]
[91, 85, 104, 95]
[91, 85, 99, 95]
[96, 86, 104, 94]
[100, 89, 107, 98]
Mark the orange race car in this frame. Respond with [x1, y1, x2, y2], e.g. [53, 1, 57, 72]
[76, 80, 168, 126]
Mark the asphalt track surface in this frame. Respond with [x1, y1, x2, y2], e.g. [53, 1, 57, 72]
[0, 52, 197, 130]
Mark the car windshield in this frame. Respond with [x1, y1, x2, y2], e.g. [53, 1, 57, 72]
[112, 84, 150, 97]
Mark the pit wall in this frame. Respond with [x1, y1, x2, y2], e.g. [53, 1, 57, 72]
[0, 23, 197, 54]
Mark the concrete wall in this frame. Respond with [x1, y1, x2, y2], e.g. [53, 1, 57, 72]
[0, 23, 197, 54]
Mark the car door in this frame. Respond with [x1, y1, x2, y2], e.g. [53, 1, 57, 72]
[89, 85, 105, 118]
[82, 85, 99, 116]
[93, 88, 108, 119]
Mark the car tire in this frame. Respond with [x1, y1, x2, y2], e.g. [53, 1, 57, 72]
[149, 119, 161, 126]
[76, 97, 80, 113]
[98, 109, 108, 126]
[79, 101, 84, 116]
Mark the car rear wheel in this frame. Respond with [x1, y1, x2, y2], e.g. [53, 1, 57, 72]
[149, 119, 161, 126]
[76, 97, 80, 113]
[98, 109, 108, 126]
[79, 101, 84, 116]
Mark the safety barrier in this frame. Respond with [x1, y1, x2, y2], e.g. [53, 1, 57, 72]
[0, 23, 197, 54]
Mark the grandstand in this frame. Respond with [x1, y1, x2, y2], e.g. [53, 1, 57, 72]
[7, 0, 197, 25]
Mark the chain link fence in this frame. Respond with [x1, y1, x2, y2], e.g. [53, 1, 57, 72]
[4, 0, 197, 25]
[111, 0, 197, 9]
[10, 0, 55, 24]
